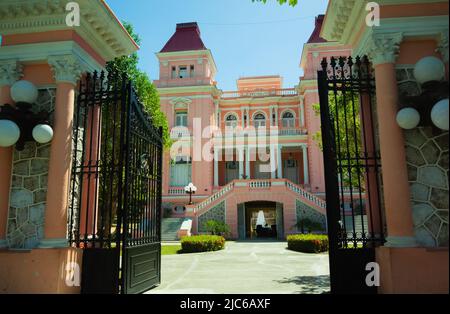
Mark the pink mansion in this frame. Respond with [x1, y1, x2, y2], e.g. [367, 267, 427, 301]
[156, 18, 350, 240]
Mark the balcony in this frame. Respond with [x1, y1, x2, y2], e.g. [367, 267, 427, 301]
[221, 88, 298, 99]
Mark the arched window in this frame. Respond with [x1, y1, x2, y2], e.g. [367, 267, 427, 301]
[225, 114, 238, 128]
[282, 111, 295, 128]
[253, 113, 266, 128]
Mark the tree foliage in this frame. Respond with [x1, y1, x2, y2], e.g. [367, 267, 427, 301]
[106, 22, 170, 147]
[312, 94, 365, 190]
[253, 0, 298, 6]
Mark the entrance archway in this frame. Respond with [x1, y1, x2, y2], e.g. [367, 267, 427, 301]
[237, 201, 284, 240]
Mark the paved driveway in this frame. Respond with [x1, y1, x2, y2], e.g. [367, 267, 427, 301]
[146, 241, 330, 294]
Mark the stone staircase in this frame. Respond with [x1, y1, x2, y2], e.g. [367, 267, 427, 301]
[161, 218, 185, 241]
[192, 179, 327, 217]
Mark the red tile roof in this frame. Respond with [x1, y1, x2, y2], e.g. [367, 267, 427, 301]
[160, 22, 207, 53]
[307, 15, 327, 44]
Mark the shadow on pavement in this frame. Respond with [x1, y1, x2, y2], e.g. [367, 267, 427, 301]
[275, 275, 330, 294]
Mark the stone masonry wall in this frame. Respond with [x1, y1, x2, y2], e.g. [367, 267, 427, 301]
[6, 88, 55, 249]
[198, 201, 226, 233]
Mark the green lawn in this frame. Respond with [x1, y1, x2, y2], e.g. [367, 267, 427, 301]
[161, 244, 182, 255]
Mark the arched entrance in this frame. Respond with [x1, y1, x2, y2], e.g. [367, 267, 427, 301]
[237, 201, 284, 240]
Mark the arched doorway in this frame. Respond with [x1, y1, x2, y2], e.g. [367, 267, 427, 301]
[237, 201, 284, 240]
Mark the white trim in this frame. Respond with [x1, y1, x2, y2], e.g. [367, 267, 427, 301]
[0, 41, 103, 73]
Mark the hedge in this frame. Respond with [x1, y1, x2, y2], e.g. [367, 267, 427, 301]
[287, 234, 329, 253]
[181, 235, 225, 253]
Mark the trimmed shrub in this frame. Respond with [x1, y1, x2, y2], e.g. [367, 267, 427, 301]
[181, 235, 225, 253]
[203, 220, 230, 236]
[287, 234, 329, 253]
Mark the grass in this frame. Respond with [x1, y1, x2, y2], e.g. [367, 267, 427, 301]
[161, 244, 182, 255]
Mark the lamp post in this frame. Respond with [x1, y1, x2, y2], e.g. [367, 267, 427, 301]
[184, 182, 197, 205]
[396, 56, 449, 131]
[0, 80, 54, 150]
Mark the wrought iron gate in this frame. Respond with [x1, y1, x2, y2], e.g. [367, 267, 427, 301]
[317, 56, 385, 294]
[69, 72, 163, 294]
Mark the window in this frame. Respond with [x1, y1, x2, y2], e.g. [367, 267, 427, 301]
[171, 66, 177, 79]
[175, 111, 188, 127]
[253, 113, 266, 128]
[225, 114, 238, 128]
[282, 111, 295, 128]
[190, 65, 195, 78]
[170, 156, 192, 187]
[179, 66, 188, 78]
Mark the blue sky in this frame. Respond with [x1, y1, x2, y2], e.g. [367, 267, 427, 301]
[107, 0, 328, 91]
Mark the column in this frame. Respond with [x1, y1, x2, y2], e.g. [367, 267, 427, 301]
[214, 148, 219, 187]
[241, 108, 246, 128]
[246, 147, 251, 179]
[299, 96, 305, 128]
[274, 106, 279, 127]
[39, 55, 82, 248]
[0, 60, 22, 248]
[302, 145, 309, 185]
[368, 33, 416, 247]
[238, 147, 244, 179]
[270, 145, 276, 179]
[277, 145, 283, 179]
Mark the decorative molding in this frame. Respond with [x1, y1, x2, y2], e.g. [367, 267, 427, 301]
[0, 59, 23, 86]
[367, 33, 404, 66]
[169, 97, 192, 107]
[48, 55, 83, 85]
[385, 236, 418, 248]
[38, 238, 69, 249]
[0, 0, 137, 62]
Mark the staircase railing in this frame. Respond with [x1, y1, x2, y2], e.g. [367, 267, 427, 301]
[195, 182, 235, 212]
[286, 181, 327, 209]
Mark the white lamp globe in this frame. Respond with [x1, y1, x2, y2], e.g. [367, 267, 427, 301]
[431, 99, 449, 131]
[11, 80, 39, 104]
[413, 56, 446, 85]
[32, 124, 54, 144]
[396, 107, 421, 130]
[0, 120, 20, 147]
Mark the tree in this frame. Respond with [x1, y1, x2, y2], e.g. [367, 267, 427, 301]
[253, 0, 298, 6]
[106, 22, 170, 146]
[312, 94, 365, 190]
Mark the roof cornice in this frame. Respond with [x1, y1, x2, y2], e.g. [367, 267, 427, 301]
[0, 0, 138, 62]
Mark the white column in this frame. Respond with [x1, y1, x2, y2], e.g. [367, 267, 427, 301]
[270, 145, 276, 179]
[246, 147, 251, 179]
[300, 96, 305, 128]
[277, 145, 283, 179]
[238, 147, 244, 179]
[275, 106, 279, 127]
[302, 145, 309, 185]
[214, 148, 219, 187]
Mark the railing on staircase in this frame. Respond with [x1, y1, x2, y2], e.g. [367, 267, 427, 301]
[195, 182, 235, 211]
[192, 179, 327, 215]
[285, 181, 327, 209]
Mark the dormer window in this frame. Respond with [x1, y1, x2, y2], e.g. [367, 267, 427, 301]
[179, 66, 188, 78]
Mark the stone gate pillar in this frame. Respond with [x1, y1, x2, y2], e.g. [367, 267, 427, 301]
[0, 60, 22, 248]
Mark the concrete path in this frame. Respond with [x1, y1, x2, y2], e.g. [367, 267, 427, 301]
[146, 241, 330, 294]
